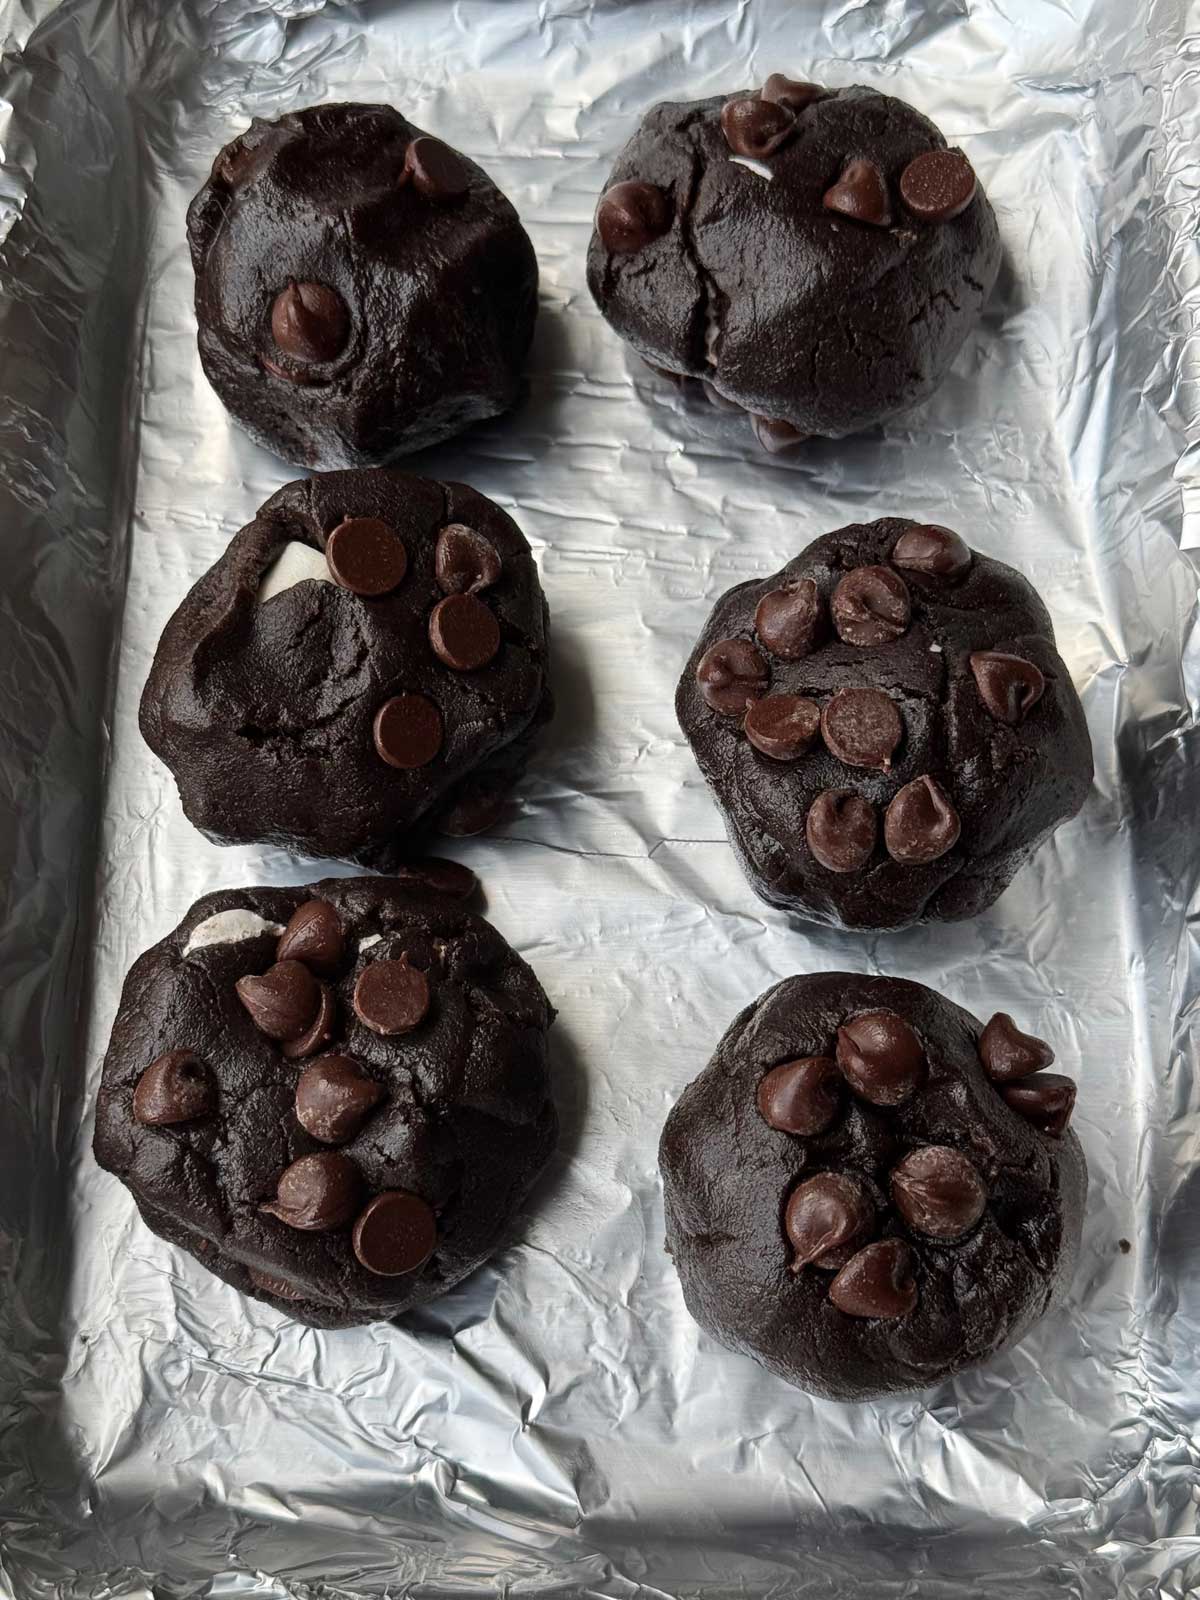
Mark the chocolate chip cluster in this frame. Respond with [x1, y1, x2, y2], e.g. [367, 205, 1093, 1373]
[695, 526, 1048, 875]
[759, 1006, 1075, 1321]
[130, 886, 477, 1281]
[676, 518, 1093, 930]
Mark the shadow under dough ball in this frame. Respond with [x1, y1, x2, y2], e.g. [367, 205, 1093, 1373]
[675, 518, 1093, 930]
[140, 467, 552, 865]
[188, 102, 538, 467]
[659, 972, 1086, 1399]
[93, 875, 557, 1329]
[586, 78, 1001, 450]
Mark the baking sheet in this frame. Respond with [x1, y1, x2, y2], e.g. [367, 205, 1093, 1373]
[0, 0, 1198, 1594]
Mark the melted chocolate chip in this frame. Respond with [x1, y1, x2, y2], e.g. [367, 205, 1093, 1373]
[805, 789, 878, 873]
[891, 1146, 987, 1239]
[235, 960, 321, 1043]
[785, 1172, 875, 1271]
[260, 1151, 362, 1231]
[969, 652, 1046, 726]
[373, 694, 443, 769]
[831, 566, 911, 646]
[696, 638, 769, 716]
[890, 524, 972, 582]
[899, 149, 977, 222]
[828, 1239, 917, 1319]
[720, 95, 795, 159]
[743, 694, 821, 761]
[429, 593, 501, 672]
[295, 1056, 385, 1144]
[836, 1011, 926, 1106]
[820, 687, 903, 771]
[404, 136, 469, 201]
[754, 579, 824, 660]
[884, 775, 961, 864]
[352, 1190, 438, 1275]
[1001, 1073, 1076, 1138]
[270, 281, 349, 364]
[823, 159, 892, 227]
[596, 179, 673, 253]
[280, 981, 337, 1061]
[760, 74, 825, 113]
[354, 956, 431, 1036]
[276, 899, 344, 975]
[325, 517, 408, 597]
[750, 414, 808, 453]
[392, 858, 478, 900]
[133, 1050, 216, 1126]
[979, 1012, 1055, 1083]
[757, 1057, 841, 1136]
[435, 524, 502, 595]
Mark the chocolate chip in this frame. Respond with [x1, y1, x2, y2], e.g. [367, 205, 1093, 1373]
[831, 566, 911, 646]
[325, 517, 408, 597]
[750, 414, 808, 453]
[276, 898, 344, 975]
[373, 694, 443, 769]
[720, 96, 794, 159]
[280, 981, 337, 1061]
[393, 857, 478, 900]
[899, 148, 977, 222]
[270, 281, 349, 363]
[295, 1055, 385, 1144]
[828, 1239, 917, 1319]
[979, 1012, 1055, 1083]
[403, 135, 469, 201]
[884, 775, 961, 864]
[435, 524, 502, 595]
[596, 179, 672, 253]
[891, 1147, 986, 1239]
[696, 638, 769, 716]
[969, 651, 1046, 726]
[757, 1057, 841, 1136]
[820, 687, 902, 771]
[743, 694, 820, 761]
[836, 1011, 926, 1106]
[823, 159, 892, 227]
[785, 1172, 874, 1271]
[260, 1151, 362, 1231]
[890, 524, 972, 582]
[755, 579, 824, 660]
[429, 593, 500, 672]
[354, 956, 431, 1036]
[760, 74, 825, 114]
[806, 790, 878, 873]
[1001, 1073, 1076, 1137]
[235, 960, 321, 1042]
[133, 1050, 216, 1126]
[438, 786, 508, 837]
[352, 1190, 438, 1275]
[247, 1265, 307, 1303]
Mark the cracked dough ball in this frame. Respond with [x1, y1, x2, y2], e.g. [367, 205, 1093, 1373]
[187, 103, 538, 468]
[140, 467, 552, 865]
[586, 81, 1001, 449]
[675, 518, 1093, 930]
[93, 876, 557, 1328]
[660, 972, 1086, 1399]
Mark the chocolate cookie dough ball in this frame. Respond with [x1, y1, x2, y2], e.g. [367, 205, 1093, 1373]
[93, 874, 557, 1328]
[586, 79, 1001, 450]
[675, 519, 1092, 930]
[187, 103, 538, 467]
[140, 467, 552, 864]
[660, 973, 1086, 1399]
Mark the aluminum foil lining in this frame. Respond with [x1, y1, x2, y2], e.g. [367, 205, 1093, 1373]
[0, 0, 1196, 1594]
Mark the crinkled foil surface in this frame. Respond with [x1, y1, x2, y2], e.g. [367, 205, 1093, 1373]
[0, 0, 1197, 1594]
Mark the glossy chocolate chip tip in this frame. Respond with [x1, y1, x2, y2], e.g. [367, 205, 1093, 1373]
[1001, 1073, 1077, 1138]
[884, 775, 961, 865]
[133, 1050, 216, 1126]
[899, 148, 977, 223]
[326, 517, 408, 597]
[295, 1055, 385, 1144]
[435, 524, 502, 594]
[970, 651, 1046, 726]
[269, 280, 349, 365]
[979, 1012, 1055, 1083]
[277, 898, 344, 974]
[404, 135, 470, 201]
[696, 637, 769, 716]
[760, 74, 826, 114]
[743, 694, 820, 761]
[831, 565, 911, 647]
[820, 686, 903, 771]
[259, 1151, 362, 1231]
[720, 95, 795, 160]
[235, 960, 321, 1042]
[828, 1238, 917, 1319]
[891, 1146, 987, 1239]
[823, 159, 892, 228]
[596, 180, 672, 254]
[757, 1056, 841, 1136]
[890, 524, 972, 582]
[754, 578, 824, 660]
[352, 1190, 438, 1276]
[836, 1011, 926, 1106]
[354, 955, 432, 1036]
[806, 789, 878, 874]
[785, 1172, 875, 1272]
